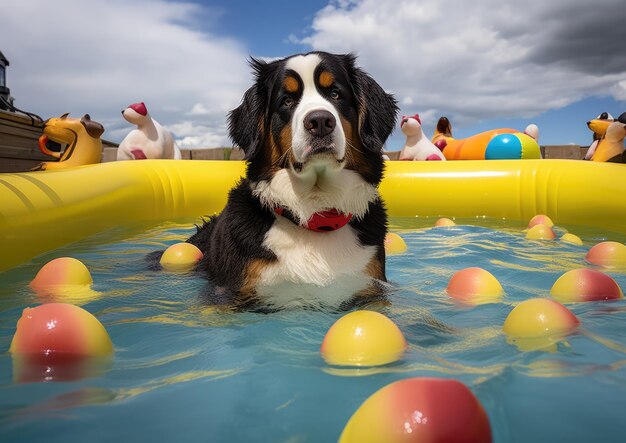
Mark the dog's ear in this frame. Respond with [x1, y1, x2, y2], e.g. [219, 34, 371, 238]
[80, 114, 105, 138]
[345, 54, 399, 152]
[228, 85, 263, 160]
[228, 58, 277, 160]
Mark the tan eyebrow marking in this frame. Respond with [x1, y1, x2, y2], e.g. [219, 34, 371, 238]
[319, 71, 334, 88]
[283, 76, 299, 93]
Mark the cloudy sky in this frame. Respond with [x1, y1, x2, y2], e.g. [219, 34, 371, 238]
[1, 0, 625, 149]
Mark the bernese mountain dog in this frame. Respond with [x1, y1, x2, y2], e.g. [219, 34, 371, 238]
[185, 51, 398, 310]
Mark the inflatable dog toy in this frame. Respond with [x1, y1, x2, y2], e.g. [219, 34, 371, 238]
[117, 102, 181, 160]
[590, 112, 626, 163]
[584, 112, 614, 160]
[34, 113, 104, 170]
[432, 116, 541, 160]
[398, 114, 445, 161]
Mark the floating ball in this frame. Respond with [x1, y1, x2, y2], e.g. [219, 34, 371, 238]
[446, 267, 503, 305]
[435, 217, 456, 227]
[320, 310, 407, 367]
[30, 257, 92, 290]
[585, 241, 626, 268]
[339, 377, 492, 443]
[560, 233, 583, 246]
[525, 224, 556, 240]
[384, 233, 408, 255]
[160, 242, 204, 271]
[503, 298, 579, 339]
[550, 268, 623, 303]
[528, 214, 554, 229]
[9, 303, 113, 357]
[485, 133, 541, 160]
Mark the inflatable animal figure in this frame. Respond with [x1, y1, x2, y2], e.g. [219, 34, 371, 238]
[117, 102, 181, 160]
[34, 113, 104, 170]
[431, 116, 541, 160]
[585, 112, 614, 160]
[590, 112, 626, 163]
[398, 114, 445, 161]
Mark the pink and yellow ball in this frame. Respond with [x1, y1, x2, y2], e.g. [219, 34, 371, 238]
[528, 214, 554, 228]
[435, 217, 456, 227]
[446, 267, 503, 305]
[160, 242, 204, 271]
[503, 298, 579, 339]
[9, 303, 113, 357]
[30, 257, 92, 290]
[320, 310, 407, 367]
[339, 377, 492, 443]
[525, 224, 556, 240]
[384, 233, 408, 254]
[585, 241, 626, 268]
[550, 268, 623, 302]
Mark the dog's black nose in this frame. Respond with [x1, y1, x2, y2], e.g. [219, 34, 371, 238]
[304, 110, 336, 138]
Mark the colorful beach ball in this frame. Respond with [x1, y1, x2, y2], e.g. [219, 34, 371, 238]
[485, 133, 541, 160]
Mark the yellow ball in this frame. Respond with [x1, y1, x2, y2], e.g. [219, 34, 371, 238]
[160, 242, 204, 271]
[503, 298, 580, 352]
[525, 224, 556, 240]
[560, 233, 583, 245]
[503, 298, 579, 338]
[384, 233, 407, 255]
[435, 217, 456, 227]
[320, 310, 407, 367]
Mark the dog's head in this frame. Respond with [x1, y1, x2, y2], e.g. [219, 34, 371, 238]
[400, 114, 422, 136]
[587, 112, 614, 141]
[43, 113, 104, 144]
[122, 102, 150, 125]
[228, 52, 398, 184]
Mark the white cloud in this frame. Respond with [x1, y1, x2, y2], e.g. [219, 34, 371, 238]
[0, 0, 251, 148]
[612, 80, 626, 102]
[187, 103, 211, 116]
[300, 0, 626, 133]
[165, 120, 230, 148]
[2, 0, 624, 149]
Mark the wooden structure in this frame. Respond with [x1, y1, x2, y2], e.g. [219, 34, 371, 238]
[0, 109, 47, 172]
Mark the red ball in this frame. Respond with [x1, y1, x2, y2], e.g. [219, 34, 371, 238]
[9, 303, 113, 382]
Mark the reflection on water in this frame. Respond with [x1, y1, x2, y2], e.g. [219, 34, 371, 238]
[0, 218, 625, 442]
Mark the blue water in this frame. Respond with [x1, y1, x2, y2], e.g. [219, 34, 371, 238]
[1, 219, 625, 442]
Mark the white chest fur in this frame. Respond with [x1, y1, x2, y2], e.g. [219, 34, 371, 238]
[256, 217, 376, 309]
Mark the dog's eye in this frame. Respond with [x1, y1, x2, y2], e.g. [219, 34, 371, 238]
[329, 89, 340, 100]
[282, 96, 294, 107]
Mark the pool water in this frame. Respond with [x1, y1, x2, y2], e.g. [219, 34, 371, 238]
[1, 218, 625, 442]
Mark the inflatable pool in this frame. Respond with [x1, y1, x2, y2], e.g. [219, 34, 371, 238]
[1, 159, 625, 272]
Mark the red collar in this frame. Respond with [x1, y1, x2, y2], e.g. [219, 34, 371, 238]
[274, 207, 353, 232]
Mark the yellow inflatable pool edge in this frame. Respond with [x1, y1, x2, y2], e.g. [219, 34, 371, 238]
[1, 159, 625, 272]
[0, 160, 245, 273]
